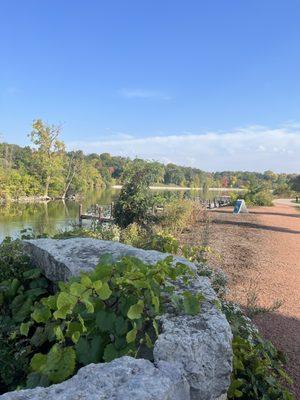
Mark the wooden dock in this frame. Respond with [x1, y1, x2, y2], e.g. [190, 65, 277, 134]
[78, 203, 115, 227]
[78, 196, 232, 226]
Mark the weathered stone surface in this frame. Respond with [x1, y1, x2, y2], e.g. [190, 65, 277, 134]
[0, 357, 190, 400]
[23, 238, 197, 282]
[13, 238, 233, 400]
[154, 305, 232, 400]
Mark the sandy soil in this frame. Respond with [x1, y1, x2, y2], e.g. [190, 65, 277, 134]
[181, 201, 300, 398]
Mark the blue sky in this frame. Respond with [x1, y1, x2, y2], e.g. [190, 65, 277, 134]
[0, 0, 300, 172]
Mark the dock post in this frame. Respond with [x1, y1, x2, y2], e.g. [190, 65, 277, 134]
[79, 204, 83, 227]
[111, 202, 114, 219]
[99, 206, 103, 222]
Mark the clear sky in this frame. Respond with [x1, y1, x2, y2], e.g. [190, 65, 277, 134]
[0, 0, 300, 172]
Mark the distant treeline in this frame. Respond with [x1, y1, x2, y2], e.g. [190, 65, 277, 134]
[0, 120, 296, 201]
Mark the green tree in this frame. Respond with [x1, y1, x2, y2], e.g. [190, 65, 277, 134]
[290, 175, 300, 197]
[114, 160, 159, 228]
[29, 120, 65, 197]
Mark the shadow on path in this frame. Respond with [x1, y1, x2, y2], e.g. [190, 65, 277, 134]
[210, 219, 300, 235]
[211, 209, 300, 219]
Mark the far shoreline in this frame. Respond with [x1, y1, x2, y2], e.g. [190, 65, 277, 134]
[0, 186, 245, 205]
[112, 184, 245, 191]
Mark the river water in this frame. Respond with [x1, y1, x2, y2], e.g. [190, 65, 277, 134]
[0, 188, 229, 242]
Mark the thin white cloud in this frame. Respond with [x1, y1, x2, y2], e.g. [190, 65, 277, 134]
[67, 125, 300, 173]
[119, 88, 172, 100]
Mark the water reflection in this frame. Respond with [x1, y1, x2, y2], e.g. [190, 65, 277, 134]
[0, 188, 226, 241]
[0, 190, 119, 241]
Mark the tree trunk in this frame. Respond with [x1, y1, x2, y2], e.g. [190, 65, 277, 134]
[44, 176, 50, 197]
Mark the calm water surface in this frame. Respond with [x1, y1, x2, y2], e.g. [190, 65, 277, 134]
[0, 190, 120, 242]
[0, 188, 227, 242]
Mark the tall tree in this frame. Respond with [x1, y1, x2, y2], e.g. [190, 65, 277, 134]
[290, 175, 300, 193]
[30, 119, 65, 197]
[114, 160, 159, 228]
[61, 151, 83, 199]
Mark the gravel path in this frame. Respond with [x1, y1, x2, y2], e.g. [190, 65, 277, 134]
[181, 201, 300, 398]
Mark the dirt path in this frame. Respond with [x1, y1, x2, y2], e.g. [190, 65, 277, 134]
[181, 201, 300, 398]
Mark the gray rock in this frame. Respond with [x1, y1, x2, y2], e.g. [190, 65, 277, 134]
[154, 306, 232, 400]
[13, 238, 232, 400]
[0, 357, 190, 400]
[23, 238, 197, 282]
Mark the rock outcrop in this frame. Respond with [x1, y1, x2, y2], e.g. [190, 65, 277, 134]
[1, 357, 190, 400]
[23, 238, 197, 282]
[1, 238, 232, 400]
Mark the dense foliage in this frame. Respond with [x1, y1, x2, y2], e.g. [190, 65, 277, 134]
[0, 237, 203, 393]
[231, 184, 274, 206]
[223, 303, 294, 400]
[113, 161, 159, 227]
[0, 239, 52, 392]
[1, 120, 296, 201]
[290, 175, 300, 193]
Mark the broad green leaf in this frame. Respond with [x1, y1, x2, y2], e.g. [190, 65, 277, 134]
[152, 319, 159, 337]
[23, 268, 41, 280]
[45, 344, 76, 383]
[145, 333, 153, 349]
[13, 297, 33, 322]
[75, 336, 104, 365]
[92, 264, 114, 281]
[92, 280, 102, 291]
[53, 305, 71, 320]
[56, 292, 77, 315]
[26, 287, 48, 298]
[81, 275, 92, 288]
[66, 321, 83, 337]
[71, 331, 80, 344]
[114, 316, 128, 336]
[26, 372, 49, 389]
[31, 304, 51, 323]
[127, 300, 144, 320]
[97, 254, 114, 267]
[70, 282, 86, 297]
[78, 314, 87, 332]
[96, 282, 112, 300]
[20, 321, 32, 336]
[151, 292, 160, 313]
[29, 277, 49, 289]
[30, 353, 47, 373]
[54, 325, 64, 341]
[41, 294, 57, 310]
[82, 298, 94, 313]
[126, 327, 137, 343]
[96, 310, 116, 332]
[103, 343, 118, 362]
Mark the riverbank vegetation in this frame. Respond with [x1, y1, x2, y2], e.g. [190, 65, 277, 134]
[0, 237, 294, 398]
[1, 120, 297, 202]
[0, 166, 295, 398]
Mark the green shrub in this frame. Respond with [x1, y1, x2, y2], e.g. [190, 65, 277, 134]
[120, 223, 148, 248]
[144, 231, 179, 254]
[0, 265, 52, 392]
[159, 199, 202, 235]
[20, 255, 201, 388]
[0, 238, 31, 282]
[114, 161, 159, 228]
[243, 184, 273, 206]
[223, 303, 294, 400]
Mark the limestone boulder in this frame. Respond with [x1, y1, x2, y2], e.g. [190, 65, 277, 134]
[1, 238, 233, 400]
